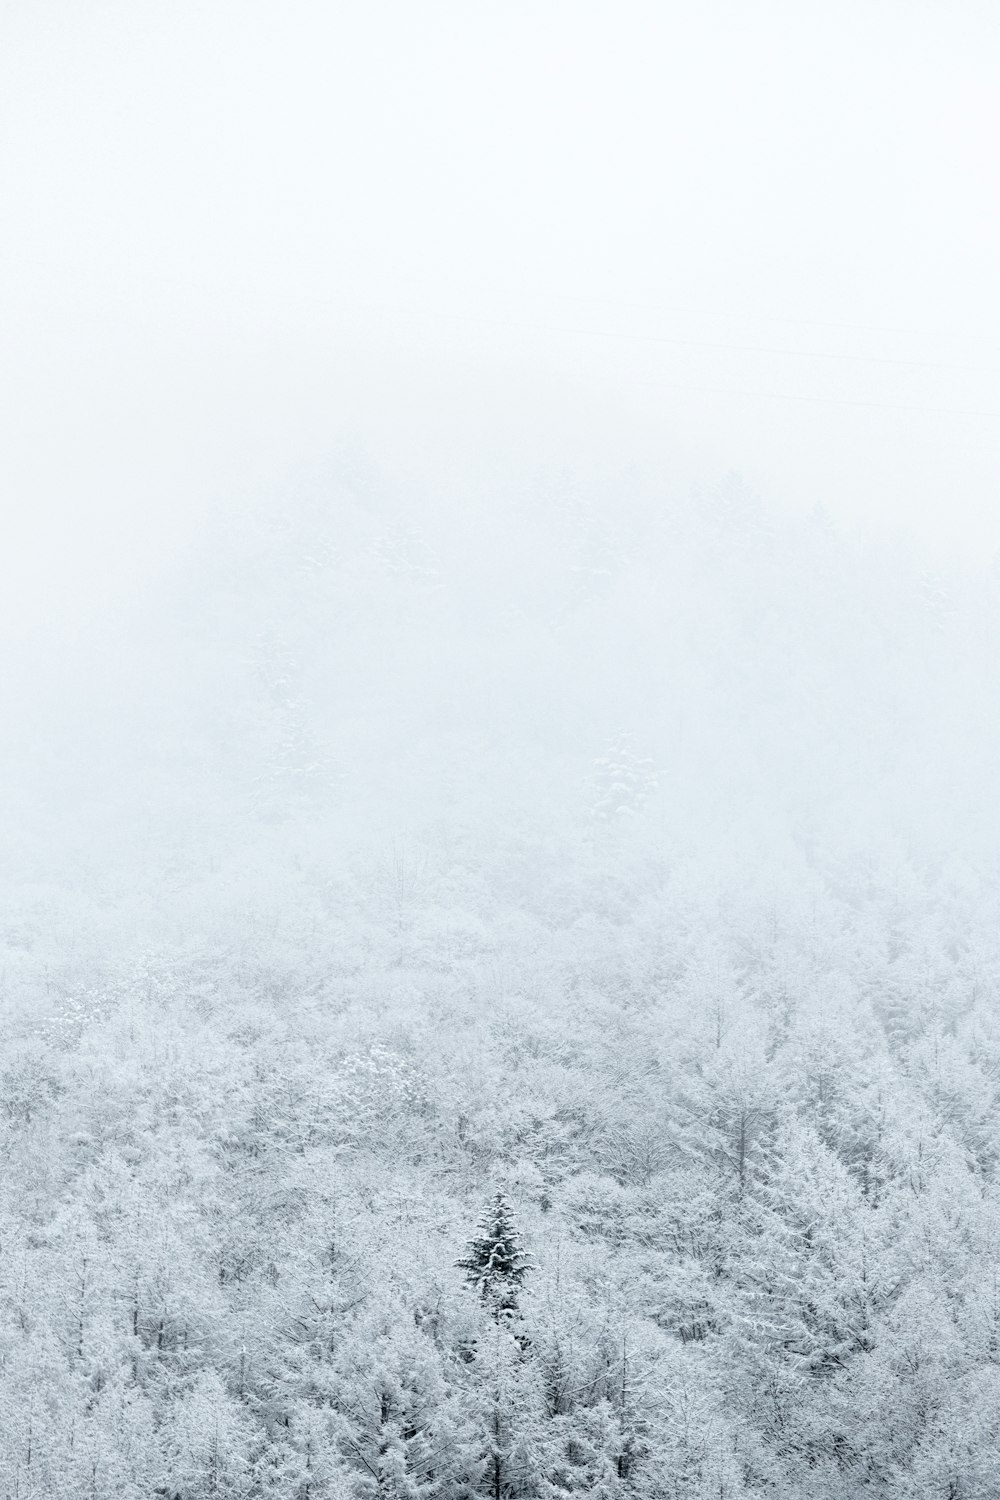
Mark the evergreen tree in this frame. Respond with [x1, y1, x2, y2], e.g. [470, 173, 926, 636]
[456, 1193, 534, 1320]
[589, 734, 659, 822]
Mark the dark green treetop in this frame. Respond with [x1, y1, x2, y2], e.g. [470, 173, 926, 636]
[456, 1190, 534, 1318]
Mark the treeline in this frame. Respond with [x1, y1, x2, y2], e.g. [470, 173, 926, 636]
[4, 819, 1000, 1497]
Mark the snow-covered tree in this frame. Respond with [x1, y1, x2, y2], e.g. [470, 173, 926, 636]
[456, 1192, 534, 1321]
[588, 735, 659, 823]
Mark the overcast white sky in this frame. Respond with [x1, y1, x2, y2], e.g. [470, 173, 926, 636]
[2, 0, 999, 635]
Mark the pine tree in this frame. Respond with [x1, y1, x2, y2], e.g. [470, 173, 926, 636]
[589, 733, 658, 822]
[456, 1192, 534, 1320]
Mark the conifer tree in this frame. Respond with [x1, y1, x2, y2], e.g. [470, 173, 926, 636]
[456, 1192, 534, 1320]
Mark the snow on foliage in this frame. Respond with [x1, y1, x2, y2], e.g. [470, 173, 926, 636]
[2, 484, 1000, 1496]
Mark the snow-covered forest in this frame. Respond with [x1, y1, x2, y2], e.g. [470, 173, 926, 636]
[4, 478, 1000, 1497]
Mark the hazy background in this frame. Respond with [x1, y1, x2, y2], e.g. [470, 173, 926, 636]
[2, 0, 1000, 641]
[5, 16, 1000, 1492]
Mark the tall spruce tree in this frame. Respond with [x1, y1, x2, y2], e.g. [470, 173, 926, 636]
[457, 1191, 534, 1320]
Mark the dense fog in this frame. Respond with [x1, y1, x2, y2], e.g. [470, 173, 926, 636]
[5, 2, 1000, 1496]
